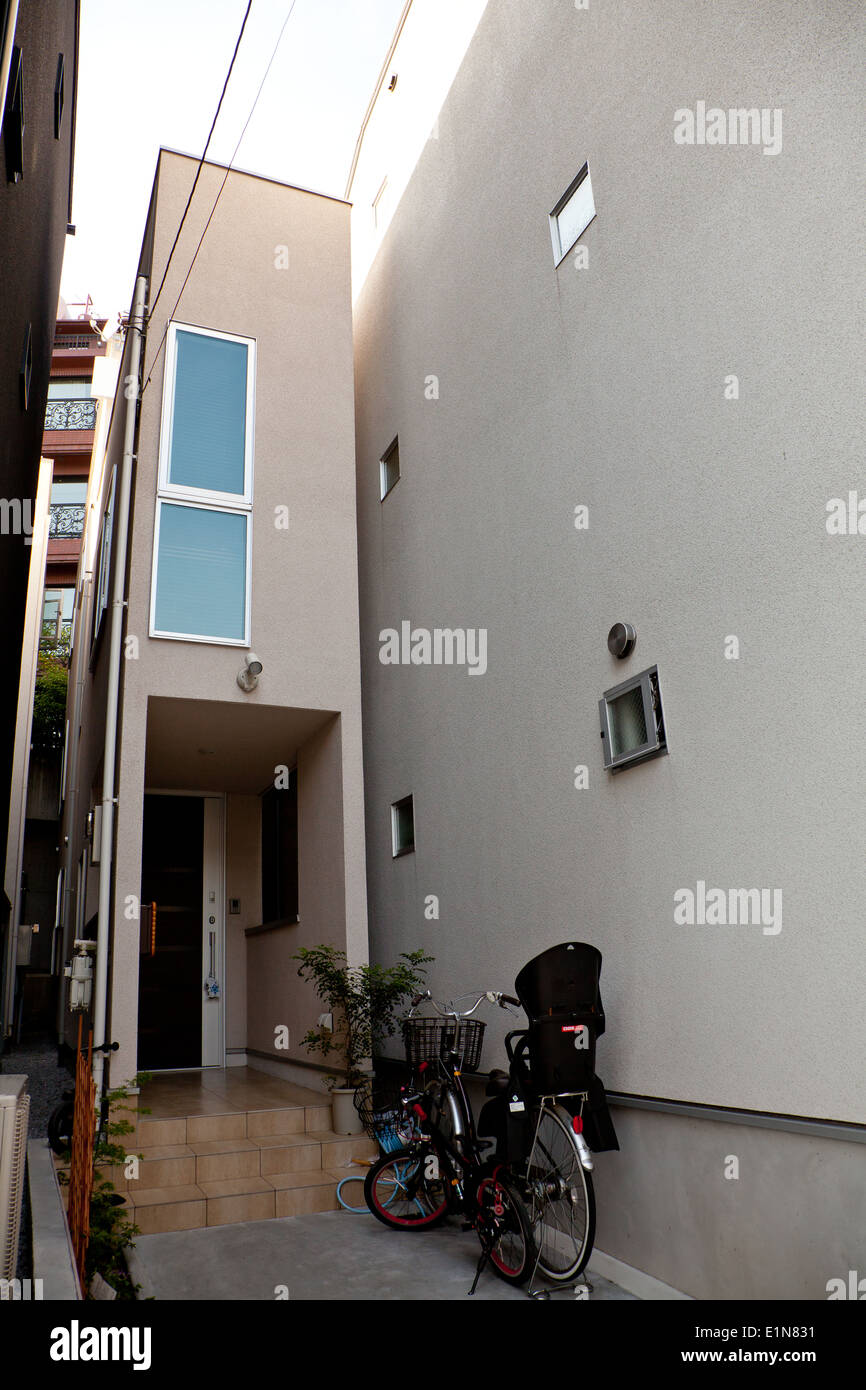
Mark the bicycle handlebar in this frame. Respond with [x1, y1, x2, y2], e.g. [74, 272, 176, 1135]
[408, 989, 522, 1020]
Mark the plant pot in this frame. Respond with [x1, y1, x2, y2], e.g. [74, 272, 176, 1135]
[331, 1087, 363, 1136]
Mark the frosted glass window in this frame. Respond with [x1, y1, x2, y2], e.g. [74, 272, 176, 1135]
[609, 686, 648, 761]
[154, 503, 247, 641]
[48, 379, 90, 399]
[169, 331, 248, 494]
[550, 165, 596, 265]
[50, 480, 88, 504]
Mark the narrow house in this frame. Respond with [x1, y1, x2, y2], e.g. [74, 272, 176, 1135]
[57, 149, 370, 1228]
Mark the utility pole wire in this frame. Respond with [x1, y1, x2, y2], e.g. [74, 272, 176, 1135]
[147, 1, 253, 324]
[142, 0, 298, 399]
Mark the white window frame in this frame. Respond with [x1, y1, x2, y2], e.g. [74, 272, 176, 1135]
[149, 498, 253, 648]
[92, 464, 116, 649]
[380, 437, 400, 501]
[390, 794, 415, 858]
[549, 163, 596, 266]
[150, 321, 255, 647]
[157, 321, 256, 508]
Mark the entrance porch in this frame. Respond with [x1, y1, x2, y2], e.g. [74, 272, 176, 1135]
[113, 1068, 375, 1233]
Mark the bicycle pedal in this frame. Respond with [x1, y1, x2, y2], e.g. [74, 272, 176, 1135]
[461, 1221, 474, 1232]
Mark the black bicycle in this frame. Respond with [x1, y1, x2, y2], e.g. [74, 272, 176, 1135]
[363, 989, 538, 1291]
[363, 944, 616, 1293]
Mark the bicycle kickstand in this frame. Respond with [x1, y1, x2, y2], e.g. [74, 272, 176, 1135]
[468, 1247, 490, 1296]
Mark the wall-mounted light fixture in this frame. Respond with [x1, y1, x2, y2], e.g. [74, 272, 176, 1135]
[237, 652, 263, 692]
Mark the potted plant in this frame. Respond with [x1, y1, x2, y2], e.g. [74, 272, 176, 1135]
[295, 945, 432, 1134]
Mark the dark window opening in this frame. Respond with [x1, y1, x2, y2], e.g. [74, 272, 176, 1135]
[4, 46, 24, 182]
[54, 54, 64, 138]
[261, 772, 298, 924]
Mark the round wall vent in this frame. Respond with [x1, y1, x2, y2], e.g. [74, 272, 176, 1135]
[607, 622, 636, 659]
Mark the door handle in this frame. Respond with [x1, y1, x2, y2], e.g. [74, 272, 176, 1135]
[140, 902, 157, 956]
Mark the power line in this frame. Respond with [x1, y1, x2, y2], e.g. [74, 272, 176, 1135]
[142, 0, 298, 398]
[147, 1, 253, 324]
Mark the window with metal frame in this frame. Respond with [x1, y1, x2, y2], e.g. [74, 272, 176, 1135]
[549, 163, 596, 266]
[151, 322, 255, 645]
[599, 665, 667, 772]
[380, 436, 399, 500]
[391, 794, 415, 857]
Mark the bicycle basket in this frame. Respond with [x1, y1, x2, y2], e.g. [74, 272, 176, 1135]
[353, 1082, 416, 1153]
[402, 1017, 486, 1072]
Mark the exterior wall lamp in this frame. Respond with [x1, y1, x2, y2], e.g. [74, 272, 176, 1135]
[237, 653, 263, 692]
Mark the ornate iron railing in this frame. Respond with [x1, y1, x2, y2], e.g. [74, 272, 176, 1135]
[44, 398, 96, 430]
[49, 502, 86, 538]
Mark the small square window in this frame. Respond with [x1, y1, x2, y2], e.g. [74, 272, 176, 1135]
[599, 666, 667, 772]
[549, 164, 596, 266]
[391, 794, 415, 857]
[380, 437, 400, 500]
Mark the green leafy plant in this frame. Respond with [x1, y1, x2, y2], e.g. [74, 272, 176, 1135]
[31, 655, 68, 751]
[295, 946, 432, 1089]
[85, 1073, 152, 1299]
[58, 1072, 152, 1299]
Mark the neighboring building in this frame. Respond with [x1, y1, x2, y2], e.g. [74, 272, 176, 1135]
[1, 312, 111, 1042]
[0, 0, 79, 928]
[350, 0, 866, 1297]
[57, 150, 368, 1099]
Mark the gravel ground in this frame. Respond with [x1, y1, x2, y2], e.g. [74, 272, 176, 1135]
[0, 1036, 73, 1137]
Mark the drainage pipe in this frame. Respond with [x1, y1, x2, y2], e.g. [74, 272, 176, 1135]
[92, 274, 147, 1098]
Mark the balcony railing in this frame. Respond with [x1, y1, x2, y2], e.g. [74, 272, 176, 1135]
[44, 398, 96, 430]
[48, 502, 86, 539]
[53, 333, 97, 349]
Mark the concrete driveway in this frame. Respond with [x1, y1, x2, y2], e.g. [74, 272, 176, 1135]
[129, 1210, 637, 1301]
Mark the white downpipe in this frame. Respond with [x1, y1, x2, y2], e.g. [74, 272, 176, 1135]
[92, 274, 147, 1098]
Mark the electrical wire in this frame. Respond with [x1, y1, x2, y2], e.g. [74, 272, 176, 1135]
[142, 0, 298, 397]
[146, 1, 253, 324]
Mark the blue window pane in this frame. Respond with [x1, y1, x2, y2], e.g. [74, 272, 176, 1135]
[155, 504, 247, 640]
[170, 331, 248, 494]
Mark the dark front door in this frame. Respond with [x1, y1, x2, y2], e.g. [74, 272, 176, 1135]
[138, 794, 204, 1070]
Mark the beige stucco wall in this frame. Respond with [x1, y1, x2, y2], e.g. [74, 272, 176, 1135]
[225, 793, 259, 1056]
[71, 151, 369, 1085]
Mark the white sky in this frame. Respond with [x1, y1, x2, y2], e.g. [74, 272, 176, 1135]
[60, 0, 406, 317]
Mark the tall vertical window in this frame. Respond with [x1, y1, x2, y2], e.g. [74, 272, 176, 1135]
[261, 772, 298, 925]
[150, 323, 255, 644]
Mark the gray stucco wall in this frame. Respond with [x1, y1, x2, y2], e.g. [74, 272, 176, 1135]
[593, 1107, 865, 1301]
[353, 0, 866, 1128]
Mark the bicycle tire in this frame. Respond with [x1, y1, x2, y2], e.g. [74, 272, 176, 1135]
[364, 1146, 449, 1230]
[476, 1172, 537, 1286]
[524, 1104, 595, 1282]
[47, 1099, 74, 1156]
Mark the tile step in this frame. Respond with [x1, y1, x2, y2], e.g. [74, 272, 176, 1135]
[86, 1131, 377, 1190]
[128, 1102, 342, 1148]
[122, 1165, 371, 1232]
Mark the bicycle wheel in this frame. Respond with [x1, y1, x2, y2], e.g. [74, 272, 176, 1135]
[524, 1105, 595, 1281]
[475, 1173, 537, 1285]
[364, 1146, 449, 1230]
